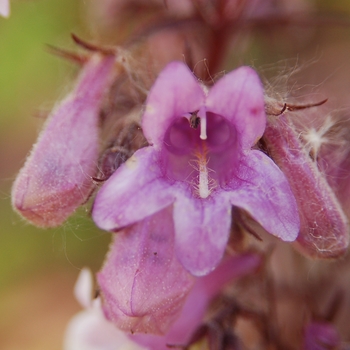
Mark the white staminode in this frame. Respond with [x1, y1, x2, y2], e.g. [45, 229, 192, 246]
[198, 156, 210, 198]
[200, 113, 207, 140]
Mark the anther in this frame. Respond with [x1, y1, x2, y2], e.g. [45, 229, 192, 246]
[189, 111, 200, 129]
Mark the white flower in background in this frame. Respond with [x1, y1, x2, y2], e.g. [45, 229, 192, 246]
[0, 0, 9, 17]
[63, 268, 145, 350]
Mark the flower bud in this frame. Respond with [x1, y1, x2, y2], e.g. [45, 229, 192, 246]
[12, 54, 116, 227]
[97, 207, 196, 335]
[263, 114, 349, 258]
[131, 252, 262, 349]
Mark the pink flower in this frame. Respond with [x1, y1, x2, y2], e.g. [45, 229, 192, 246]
[92, 61, 299, 276]
[12, 54, 116, 227]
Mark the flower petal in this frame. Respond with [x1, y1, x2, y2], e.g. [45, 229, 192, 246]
[98, 207, 195, 335]
[142, 61, 205, 148]
[92, 147, 175, 231]
[228, 150, 299, 241]
[12, 54, 115, 227]
[206, 66, 265, 149]
[173, 189, 232, 276]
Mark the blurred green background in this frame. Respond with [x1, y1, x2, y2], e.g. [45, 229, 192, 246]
[1, 1, 350, 349]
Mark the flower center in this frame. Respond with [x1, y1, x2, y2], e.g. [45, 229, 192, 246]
[162, 112, 239, 197]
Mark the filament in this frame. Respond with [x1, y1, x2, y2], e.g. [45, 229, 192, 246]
[200, 113, 207, 140]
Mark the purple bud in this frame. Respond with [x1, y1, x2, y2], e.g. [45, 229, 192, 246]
[97, 207, 196, 335]
[131, 252, 262, 348]
[98, 198, 261, 339]
[12, 54, 115, 227]
[65, 252, 261, 349]
[264, 114, 349, 258]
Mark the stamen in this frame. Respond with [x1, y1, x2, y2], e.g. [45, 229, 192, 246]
[200, 113, 207, 140]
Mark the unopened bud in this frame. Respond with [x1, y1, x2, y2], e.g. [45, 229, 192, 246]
[12, 54, 116, 227]
[98, 207, 196, 335]
[263, 113, 349, 258]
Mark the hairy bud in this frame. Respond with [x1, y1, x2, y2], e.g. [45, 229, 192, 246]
[263, 113, 349, 258]
[12, 54, 116, 227]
